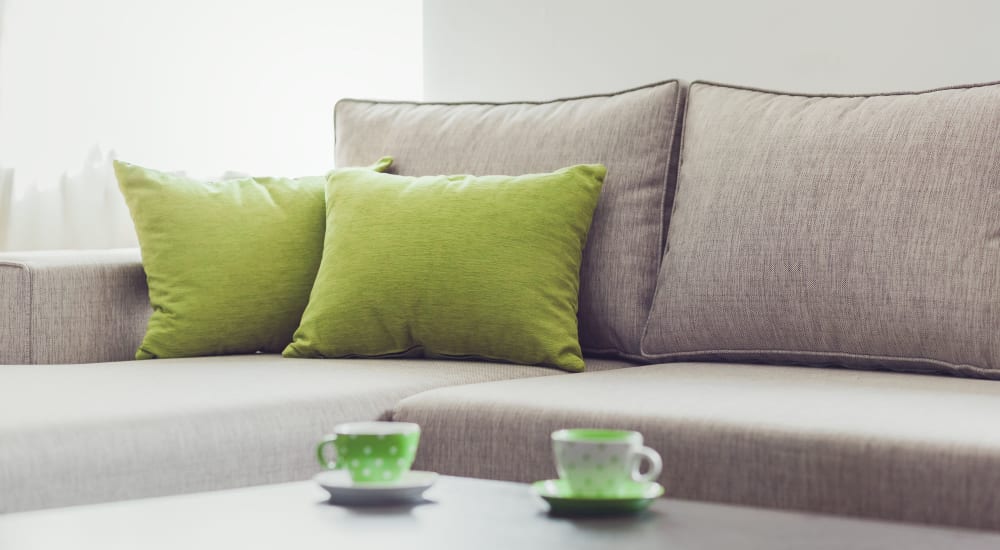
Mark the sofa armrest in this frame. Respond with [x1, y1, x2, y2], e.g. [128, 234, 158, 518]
[0, 249, 149, 364]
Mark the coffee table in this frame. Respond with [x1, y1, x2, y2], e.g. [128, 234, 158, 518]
[1, 476, 997, 549]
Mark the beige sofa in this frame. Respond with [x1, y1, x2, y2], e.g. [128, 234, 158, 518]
[3, 79, 999, 531]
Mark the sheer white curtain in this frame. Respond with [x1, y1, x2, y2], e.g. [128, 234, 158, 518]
[0, 0, 422, 251]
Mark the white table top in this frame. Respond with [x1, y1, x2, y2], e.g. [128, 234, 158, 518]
[1, 476, 997, 549]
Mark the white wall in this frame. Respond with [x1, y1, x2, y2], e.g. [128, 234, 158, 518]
[424, 0, 1000, 101]
[0, 0, 422, 250]
[0, 0, 423, 181]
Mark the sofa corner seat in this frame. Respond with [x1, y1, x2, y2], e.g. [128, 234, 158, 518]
[0, 355, 630, 512]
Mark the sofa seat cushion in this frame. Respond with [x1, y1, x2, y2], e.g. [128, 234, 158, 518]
[393, 363, 1000, 530]
[0, 355, 630, 512]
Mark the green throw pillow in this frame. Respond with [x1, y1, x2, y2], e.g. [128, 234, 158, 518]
[115, 157, 392, 359]
[283, 164, 606, 372]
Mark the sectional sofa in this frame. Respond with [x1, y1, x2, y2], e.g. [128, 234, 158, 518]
[2, 79, 999, 531]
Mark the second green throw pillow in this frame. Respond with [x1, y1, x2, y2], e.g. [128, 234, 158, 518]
[283, 164, 606, 371]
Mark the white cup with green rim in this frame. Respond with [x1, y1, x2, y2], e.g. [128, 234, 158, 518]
[551, 428, 662, 498]
[316, 422, 420, 483]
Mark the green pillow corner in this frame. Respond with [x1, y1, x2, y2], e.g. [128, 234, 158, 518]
[282, 163, 607, 372]
[115, 156, 393, 359]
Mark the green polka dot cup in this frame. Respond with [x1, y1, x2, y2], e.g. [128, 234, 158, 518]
[316, 422, 420, 483]
[552, 429, 662, 498]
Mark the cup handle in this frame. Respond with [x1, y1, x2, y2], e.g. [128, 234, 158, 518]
[316, 435, 339, 470]
[630, 446, 662, 483]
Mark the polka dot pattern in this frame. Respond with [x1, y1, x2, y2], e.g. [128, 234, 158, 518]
[328, 432, 419, 483]
[554, 440, 646, 498]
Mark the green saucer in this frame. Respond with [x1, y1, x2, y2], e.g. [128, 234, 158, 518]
[531, 479, 664, 517]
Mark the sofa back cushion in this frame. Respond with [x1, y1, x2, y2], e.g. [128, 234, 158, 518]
[642, 81, 1000, 378]
[334, 81, 685, 360]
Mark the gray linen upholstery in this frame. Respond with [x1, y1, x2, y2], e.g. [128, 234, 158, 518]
[335, 81, 685, 359]
[393, 363, 1000, 530]
[642, 81, 1000, 377]
[0, 249, 149, 364]
[0, 355, 627, 512]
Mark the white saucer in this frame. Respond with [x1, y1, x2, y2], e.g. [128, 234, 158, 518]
[314, 470, 438, 505]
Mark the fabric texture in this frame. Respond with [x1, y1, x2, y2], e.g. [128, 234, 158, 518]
[115, 158, 391, 359]
[393, 362, 1000, 531]
[0, 354, 629, 513]
[0, 249, 150, 364]
[334, 81, 685, 360]
[284, 165, 606, 372]
[642, 81, 1000, 378]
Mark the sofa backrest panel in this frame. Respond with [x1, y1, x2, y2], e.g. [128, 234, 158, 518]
[643, 81, 1000, 378]
[335, 81, 685, 360]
